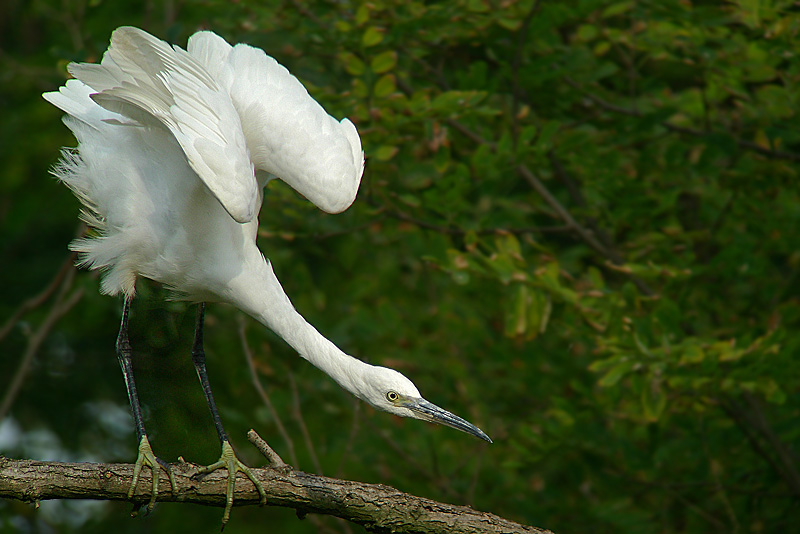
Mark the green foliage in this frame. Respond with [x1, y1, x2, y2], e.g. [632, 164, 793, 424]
[2, 0, 799, 532]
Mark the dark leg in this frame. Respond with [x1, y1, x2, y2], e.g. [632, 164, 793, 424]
[191, 303, 228, 444]
[117, 297, 147, 442]
[117, 297, 176, 512]
[191, 303, 266, 527]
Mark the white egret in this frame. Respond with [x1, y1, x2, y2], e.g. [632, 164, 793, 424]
[44, 26, 491, 525]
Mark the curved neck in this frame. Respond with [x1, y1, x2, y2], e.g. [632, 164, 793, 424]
[230, 254, 371, 398]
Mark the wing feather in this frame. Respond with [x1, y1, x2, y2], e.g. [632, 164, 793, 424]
[188, 35, 365, 214]
[69, 26, 258, 223]
[64, 27, 363, 220]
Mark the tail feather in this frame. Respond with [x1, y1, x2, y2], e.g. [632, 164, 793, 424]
[44, 81, 146, 298]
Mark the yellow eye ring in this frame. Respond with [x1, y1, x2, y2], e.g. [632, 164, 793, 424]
[386, 391, 399, 402]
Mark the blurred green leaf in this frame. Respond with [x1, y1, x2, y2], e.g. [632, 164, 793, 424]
[598, 360, 635, 387]
[374, 74, 396, 97]
[362, 26, 385, 47]
[370, 50, 397, 73]
[339, 52, 366, 75]
[373, 144, 398, 161]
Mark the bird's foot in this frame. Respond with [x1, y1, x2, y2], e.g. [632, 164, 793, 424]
[129, 434, 177, 515]
[195, 439, 266, 527]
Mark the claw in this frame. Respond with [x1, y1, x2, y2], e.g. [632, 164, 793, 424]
[129, 435, 177, 514]
[196, 440, 266, 527]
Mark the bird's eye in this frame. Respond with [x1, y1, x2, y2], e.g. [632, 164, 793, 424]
[386, 391, 399, 402]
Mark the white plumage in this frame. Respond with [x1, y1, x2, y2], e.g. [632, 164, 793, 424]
[44, 25, 488, 524]
[67, 27, 363, 224]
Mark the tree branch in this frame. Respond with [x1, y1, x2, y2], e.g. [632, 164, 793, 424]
[0, 266, 85, 420]
[721, 394, 800, 499]
[564, 76, 800, 162]
[545, 151, 656, 296]
[0, 456, 548, 534]
[397, 73, 658, 296]
[0, 251, 76, 342]
[385, 207, 570, 236]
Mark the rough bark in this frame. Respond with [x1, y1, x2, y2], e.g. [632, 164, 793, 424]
[0, 456, 548, 534]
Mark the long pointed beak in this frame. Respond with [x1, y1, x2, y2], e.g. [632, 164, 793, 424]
[406, 398, 492, 443]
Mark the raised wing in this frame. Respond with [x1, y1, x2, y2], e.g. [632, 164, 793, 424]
[187, 32, 365, 214]
[69, 26, 258, 223]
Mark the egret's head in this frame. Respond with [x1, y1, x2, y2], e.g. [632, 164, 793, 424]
[358, 366, 492, 443]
